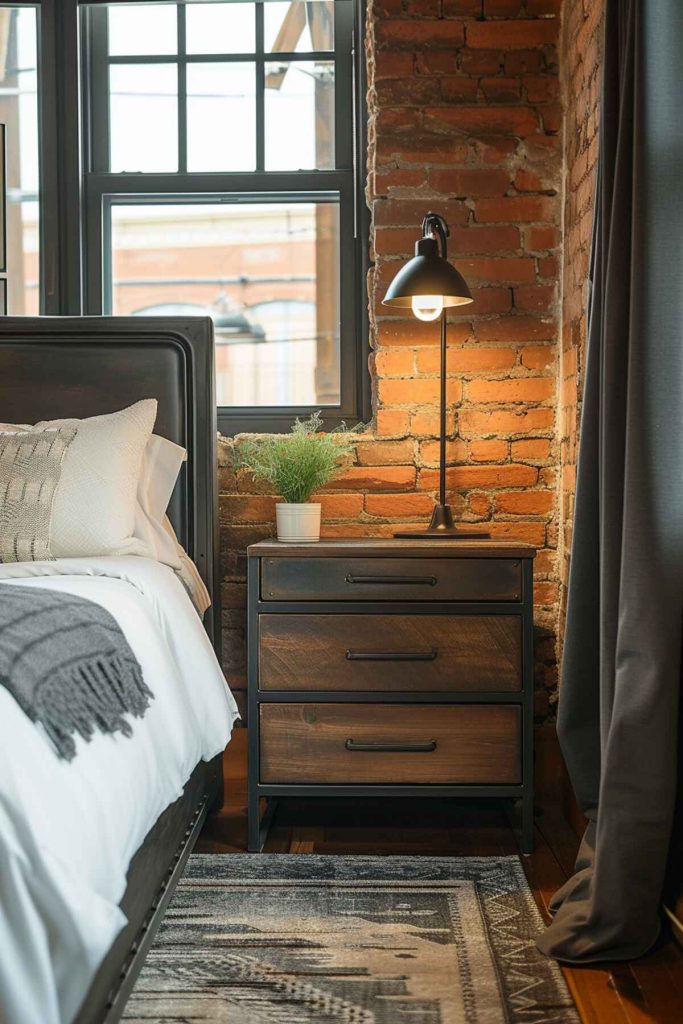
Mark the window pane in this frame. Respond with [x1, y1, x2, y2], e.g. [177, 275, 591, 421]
[108, 201, 341, 407]
[187, 64, 256, 171]
[265, 61, 334, 170]
[264, 1, 334, 52]
[0, 8, 39, 314]
[110, 65, 178, 172]
[108, 4, 177, 56]
[186, 3, 255, 54]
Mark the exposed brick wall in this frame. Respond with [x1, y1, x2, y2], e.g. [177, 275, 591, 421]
[219, 0, 565, 720]
[557, 0, 603, 634]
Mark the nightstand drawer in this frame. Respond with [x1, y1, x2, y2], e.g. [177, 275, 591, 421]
[261, 557, 522, 602]
[259, 614, 522, 692]
[260, 704, 521, 784]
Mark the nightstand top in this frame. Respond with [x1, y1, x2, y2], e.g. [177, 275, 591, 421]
[247, 537, 536, 559]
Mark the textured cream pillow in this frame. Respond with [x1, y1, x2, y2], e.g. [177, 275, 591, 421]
[0, 400, 157, 561]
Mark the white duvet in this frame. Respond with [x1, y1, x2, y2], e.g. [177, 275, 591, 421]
[0, 557, 239, 1024]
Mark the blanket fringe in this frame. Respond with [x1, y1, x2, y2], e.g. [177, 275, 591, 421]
[34, 655, 154, 761]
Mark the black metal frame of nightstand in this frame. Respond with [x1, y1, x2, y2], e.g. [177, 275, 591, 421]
[247, 555, 535, 855]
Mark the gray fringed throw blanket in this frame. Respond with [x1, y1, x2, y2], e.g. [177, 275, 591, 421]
[0, 584, 153, 760]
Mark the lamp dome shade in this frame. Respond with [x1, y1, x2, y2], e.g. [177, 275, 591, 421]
[382, 236, 473, 309]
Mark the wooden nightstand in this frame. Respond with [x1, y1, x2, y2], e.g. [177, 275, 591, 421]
[247, 538, 535, 853]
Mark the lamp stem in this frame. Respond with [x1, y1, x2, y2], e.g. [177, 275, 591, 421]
[439, 309, 447, 508]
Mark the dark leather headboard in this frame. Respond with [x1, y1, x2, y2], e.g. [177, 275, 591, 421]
[0, 316, 219, 647]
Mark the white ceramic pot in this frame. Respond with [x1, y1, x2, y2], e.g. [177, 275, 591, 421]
[276, 502, 322, 543]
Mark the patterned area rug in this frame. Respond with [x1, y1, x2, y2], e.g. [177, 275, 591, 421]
[124, 854, 579, 1024]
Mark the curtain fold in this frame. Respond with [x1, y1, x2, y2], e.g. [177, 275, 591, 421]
[538, 0, 683, 963]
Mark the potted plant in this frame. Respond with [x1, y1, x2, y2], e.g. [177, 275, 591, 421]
[236, 412, 359, 543]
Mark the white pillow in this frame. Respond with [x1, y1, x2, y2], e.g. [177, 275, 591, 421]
[162, 514, 212, 615]
[134, 434, 186, 569]
[0, 400, 157, 561]
[134, 435, 212, 614]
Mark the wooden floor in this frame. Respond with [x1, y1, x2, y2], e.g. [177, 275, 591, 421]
[197, 730, 683, 1024]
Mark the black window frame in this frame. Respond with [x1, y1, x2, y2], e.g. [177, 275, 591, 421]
[30, 0, 370, 434]
[15, 0, 368, 432]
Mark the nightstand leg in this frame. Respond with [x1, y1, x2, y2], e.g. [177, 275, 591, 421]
[521, 789, 534, 855]
[248, 782, 261, 852]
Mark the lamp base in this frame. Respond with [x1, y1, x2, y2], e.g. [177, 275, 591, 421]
[393, 503, 490, 540]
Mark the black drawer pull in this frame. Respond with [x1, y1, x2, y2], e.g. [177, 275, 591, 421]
[345, 574, 437, 586]
[345, 739, 437, 753]
[346, 649, 438, 662]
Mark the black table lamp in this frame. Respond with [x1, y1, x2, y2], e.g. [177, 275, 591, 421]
[383, 211, 489, 539]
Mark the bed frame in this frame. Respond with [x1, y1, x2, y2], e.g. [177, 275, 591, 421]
[0, 316, 225, 1024]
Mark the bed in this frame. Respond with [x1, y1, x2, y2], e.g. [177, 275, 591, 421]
[0, 316, 238, 1024]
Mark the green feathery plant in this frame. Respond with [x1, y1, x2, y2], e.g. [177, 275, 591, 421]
[236, 412, 362, 505]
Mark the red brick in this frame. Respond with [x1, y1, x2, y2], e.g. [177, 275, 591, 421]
[524, 225, 561, 250]
[375, 227, 431, 256]
[376, 20, 466, 49]
[443, 0, 481, 13]
[416, 346, 517, 374]
[486, 520, 547, 545]
[378, 378, 463, 406]
[374, 198, 469, 228]
[413, 52, 459, 77]
[484, 0, 522, 13]
[377, 320, 473, 347]
[458, 257, 536, 284]
[376, 409, 410, 437]
[376, 77, 441, 106]
[538, 255, 559, 279]
[365, 493, 435, 517]
[460, 49, 505, 76]
[514, 284, 556, 312]
[424, 105, 539, 137]
[374, 349, 415, 376]
[220, 495, 276, 522]
[495, 490, 555, 515]
[429, 167, 511, 197]
[467, 20, 558, 50]
[374, 168, 428, 195]
[374, 52, 414, 80]
[468, 287, 513, 314]
[450, 226, 520, 255]
[418, 463, 538, 490]
[376, 135, 470, 165]
[439, 77, 481, 102]
[419, 439, 469, 465]
[470, 439, 508, 462]
[459, 407, 555, 437]
[523, 74, 560, 103]
[474, 195, 557, 223]
[467, 377, 555, 403]
[410, 410, 456, 436]
[504, 50, 546, 75]
[468, 492, 492, 517]
[521, 345, 555, 369]
[480, 77, 522, 103]
[534, 581, 559, 606]
[542, 104, 562, 134]
[319, 494, 365, 518]
[328, 466, 417, 491]
[376, 108, 423, 135]
[514, 167, 546, 192]
[511, 438, 551, 460]
[474, 316, 556, 343]
[526, 0, 561, 11]
[473, 137, 520, 163]
[356, 439, 416, 465]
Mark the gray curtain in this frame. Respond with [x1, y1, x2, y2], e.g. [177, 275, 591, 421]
[537, 0, 683, 963]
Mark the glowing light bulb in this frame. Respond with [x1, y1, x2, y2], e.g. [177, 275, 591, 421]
[411, 295, 444, 321]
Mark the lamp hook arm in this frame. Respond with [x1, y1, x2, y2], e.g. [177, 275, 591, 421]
[421, 212, 449, 261]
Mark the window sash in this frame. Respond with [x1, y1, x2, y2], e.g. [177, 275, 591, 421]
[31, 0, 370, 432]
